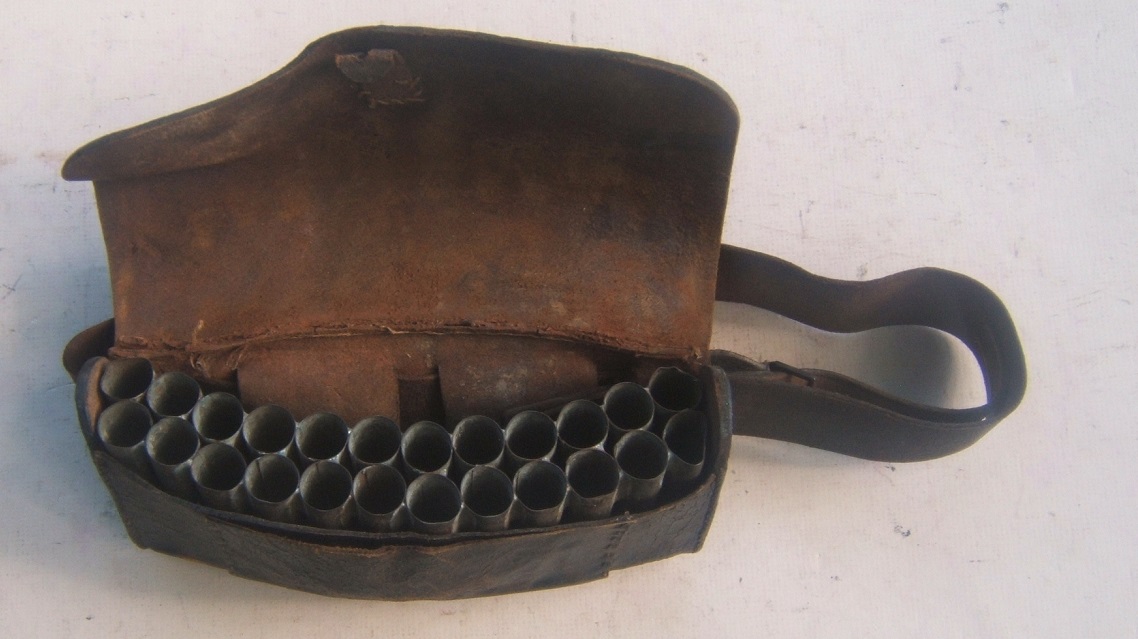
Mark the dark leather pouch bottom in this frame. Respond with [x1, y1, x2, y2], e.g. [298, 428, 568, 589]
[67, 322, 732, 599]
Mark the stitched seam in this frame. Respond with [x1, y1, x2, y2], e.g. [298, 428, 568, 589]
[600, 518, 631, 573]
[114, 321, 702, 361]
[697, 473, 718, 537]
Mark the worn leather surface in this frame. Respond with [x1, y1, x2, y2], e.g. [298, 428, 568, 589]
[235, 334, 618, 425]
[62, 27, 738, 389]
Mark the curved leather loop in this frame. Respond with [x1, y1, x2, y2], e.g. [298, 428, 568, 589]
[715, 244, 1026, 462]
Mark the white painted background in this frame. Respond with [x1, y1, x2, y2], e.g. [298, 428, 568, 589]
[2, 1, 1135, 636]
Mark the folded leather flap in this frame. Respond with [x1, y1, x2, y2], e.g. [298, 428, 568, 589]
[63, 27, 739, 370]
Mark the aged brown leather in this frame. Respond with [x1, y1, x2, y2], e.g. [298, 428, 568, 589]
[61, 26, 1025, 599]
[62, 26, 736, 425]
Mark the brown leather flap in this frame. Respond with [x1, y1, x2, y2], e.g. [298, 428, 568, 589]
[62, 27, 739, 368]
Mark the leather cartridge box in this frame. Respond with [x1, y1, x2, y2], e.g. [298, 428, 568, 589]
[61, 26, 1026, 599]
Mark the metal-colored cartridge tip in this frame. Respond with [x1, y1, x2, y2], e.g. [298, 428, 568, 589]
[459, 465, 513, 532]
[348, 416, 402, 472]
[146, 371, 202, 418]
[564, 449, 620, 522]
[299, 460, 354, 529]
[296, 412, 350, 468]
[512, 460, 567, 528]
[190, 443, 247, 511]
[245, 454, 302, 523]
[241, 404, 296, 460]
[99, 357, 154, 402]
[401, 421, 453, 479]
[504, 411, 557, 473]
[451, 415, 504, 480]
[662, 409, 707, 488]
[613, 429, 668, 510]
[602, 382, 654, 445]
[145, 416, 199, 500]
[647, 367, 701, 433]
[353, 464, 407, 532]
[406, 473, 462, 534]
[96, 399, 154, 477]
[555, 400, 608, 463]
[192, 392, 246, 447]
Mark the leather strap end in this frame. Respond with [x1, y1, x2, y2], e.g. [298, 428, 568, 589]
[715, 244, 1026, 461]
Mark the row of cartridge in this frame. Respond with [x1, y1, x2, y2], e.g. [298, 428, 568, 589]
[93, 358, 708, 533]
